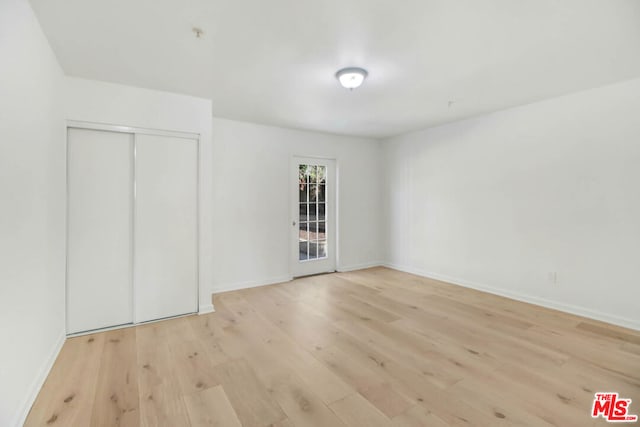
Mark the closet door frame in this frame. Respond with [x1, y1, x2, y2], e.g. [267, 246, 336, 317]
[65, 120, 201, 335]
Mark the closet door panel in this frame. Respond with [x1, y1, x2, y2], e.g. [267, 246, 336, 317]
[67, 128, 133, 334]
[134, 134, 198, 322]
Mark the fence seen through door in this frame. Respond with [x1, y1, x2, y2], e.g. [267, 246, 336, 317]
[298, 164, 327, 261]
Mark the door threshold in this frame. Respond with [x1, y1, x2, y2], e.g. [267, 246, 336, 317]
[292, 270, 337, 279]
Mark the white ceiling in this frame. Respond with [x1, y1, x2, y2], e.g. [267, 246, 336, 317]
[30, 0, 640, 138]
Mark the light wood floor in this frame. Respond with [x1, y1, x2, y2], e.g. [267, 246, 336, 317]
[26, 267, 640, 426]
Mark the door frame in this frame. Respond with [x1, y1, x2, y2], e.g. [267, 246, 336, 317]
[290, 155, 338, 278]
[65, 120, 200, 335]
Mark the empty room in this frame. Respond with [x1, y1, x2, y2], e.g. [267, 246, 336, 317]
[1, 0, 639, 425]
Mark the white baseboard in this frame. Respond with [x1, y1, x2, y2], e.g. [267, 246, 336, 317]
[212, 275, 292, 294]
[209, 263, 387, 299]
[198, 303, 215, 315]
[383, 263, 640, 331]
[13, 330, 66, 427]
[337, 261, 383, 272]
[210, 262, 387, 297]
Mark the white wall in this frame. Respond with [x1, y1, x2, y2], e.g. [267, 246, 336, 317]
[383, 77, 640, 330]
[0, 0, 66, 425]
[211, 118, 384, 292]
[64, 77, 215, 312]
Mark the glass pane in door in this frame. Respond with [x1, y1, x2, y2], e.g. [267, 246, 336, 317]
[298, 163, 328, 262]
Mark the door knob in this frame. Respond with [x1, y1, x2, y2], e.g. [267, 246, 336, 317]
[292, 220, 296, 226]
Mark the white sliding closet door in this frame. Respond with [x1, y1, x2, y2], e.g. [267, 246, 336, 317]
[67, 128, 133, 334]
[134, 134, 198, 322]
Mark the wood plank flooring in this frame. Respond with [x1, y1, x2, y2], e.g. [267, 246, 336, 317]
[25, 267, 640, 426]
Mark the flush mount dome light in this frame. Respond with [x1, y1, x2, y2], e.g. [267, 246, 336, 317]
[336, 67, 368, 90]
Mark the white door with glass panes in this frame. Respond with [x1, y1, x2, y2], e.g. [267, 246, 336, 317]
[291, 157, 336, 277]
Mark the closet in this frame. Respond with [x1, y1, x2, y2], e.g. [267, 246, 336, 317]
[66, 124, 198, 335]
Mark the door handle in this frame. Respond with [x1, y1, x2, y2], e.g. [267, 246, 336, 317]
[292, 220, 296, 226]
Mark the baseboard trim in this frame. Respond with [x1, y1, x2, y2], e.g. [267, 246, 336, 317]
[212, 275, 293, 294]
[383, 263, 640, 331]
[337, 261, 383, 272]
[198, 303, 215, 315]
[13, 330, 66, 427]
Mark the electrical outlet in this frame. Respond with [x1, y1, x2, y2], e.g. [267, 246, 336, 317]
[548, 272, 558, 285]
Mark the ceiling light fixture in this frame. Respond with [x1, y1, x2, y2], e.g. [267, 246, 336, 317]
[192, 27, 204, 38]
[336, 67, 368, 90]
